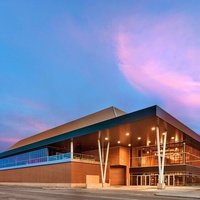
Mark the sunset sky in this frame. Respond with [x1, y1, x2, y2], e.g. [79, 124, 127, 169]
[0, 0, 200, 152]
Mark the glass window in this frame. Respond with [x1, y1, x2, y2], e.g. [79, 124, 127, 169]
[0, 148, 48, 169]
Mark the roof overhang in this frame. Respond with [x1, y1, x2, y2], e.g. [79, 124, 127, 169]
[0, 105, 199, 159]
[0, 106, 156, 158]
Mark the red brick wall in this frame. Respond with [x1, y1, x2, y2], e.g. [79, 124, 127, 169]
[0, 147, 129, 185]
[0, 162, 103, 184]
[0, 163, 71, 183]
[71, 162, 101, 183]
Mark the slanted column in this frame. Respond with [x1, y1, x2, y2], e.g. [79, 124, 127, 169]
[156, 127, 167, 189]
[98, 138, 104, 187]
[156, 127, 162, 184]
[161, 132, 167, 184]
[103, 141, 110, 184]
[70, 138, 73, 160]
[97, 131, 110, 188]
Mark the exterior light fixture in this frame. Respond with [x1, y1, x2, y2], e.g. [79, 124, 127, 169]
[126, 132, 130, 136]
[137, 137, 141, 140]
[162, 132, 167, 135]
[175, 147, 178, 151]
[128, 144, 131, 147]
[171, 137, 175, 140]
[105, 137, 109, 141]
[148, 140, 151, 144]
[151, 127, 156, 131]
[117, 141, 120, 144]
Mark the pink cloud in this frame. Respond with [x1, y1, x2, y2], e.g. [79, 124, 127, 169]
[0, 117, 52, 151]
[4, 116, 51, 134]
[17, 98, 46, 110]
[0, 137, 20, 151]
[115, 14, 200, 121]
[0, 137, 19, 144]
[25, 117, 51, 132]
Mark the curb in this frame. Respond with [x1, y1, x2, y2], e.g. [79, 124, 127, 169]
[155, 193, 200, 199]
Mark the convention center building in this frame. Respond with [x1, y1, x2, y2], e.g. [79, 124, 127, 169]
[0, 105, 199, 187]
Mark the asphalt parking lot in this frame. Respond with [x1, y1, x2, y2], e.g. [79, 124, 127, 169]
[0, 185, 199, 200]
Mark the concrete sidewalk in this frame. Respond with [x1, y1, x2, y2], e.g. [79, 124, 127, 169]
[155, 186, 200, 199]
[100, 185, 200, 199]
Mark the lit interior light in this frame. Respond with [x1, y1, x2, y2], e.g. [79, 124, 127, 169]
[147, 151, 150, 154]
[128, 143, 131, 147]
[171, 137, 175, 140]
[175, 147, 178, 151]
[162, 132, 167, 135]
[105, 137, 109, 141]
[137, 137, 141, 140]
[151, 127, 156, 131]
[126, 132, 130, 136]
[148, 140, 151, 144]
[117, 141, 120, 144]
[155, 153, 157, 156]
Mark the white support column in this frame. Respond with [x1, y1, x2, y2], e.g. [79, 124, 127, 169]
[102, 140, 104, 165]
[161, 132, 167, 184]
[70, 138, 73, 160]
[97, 130, 110, 188]
[156, 127, 162, 184]
[103, 141, 110, 184]
[98, 139, 104, 187]
[156, 127, 167, 189]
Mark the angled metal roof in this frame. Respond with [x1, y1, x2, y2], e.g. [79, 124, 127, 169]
[10, 106, 126, 150]
[0, 105, 199, 159]
[0, 106, 157, 159]
[156, 106, 200, 142]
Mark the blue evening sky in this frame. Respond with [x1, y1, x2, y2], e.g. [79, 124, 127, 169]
[0, 0, 200, 151]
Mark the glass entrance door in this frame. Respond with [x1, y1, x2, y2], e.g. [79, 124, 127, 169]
[137, 175, 150, 186]
[164, 175, 174, 186]
[169, 175, 174, 186]
[146, 175, 150, 185]
[131, 175, 152, 186]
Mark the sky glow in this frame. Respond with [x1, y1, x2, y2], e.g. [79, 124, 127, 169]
[0, 0, 200, 151]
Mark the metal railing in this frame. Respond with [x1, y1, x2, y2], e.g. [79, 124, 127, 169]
[0, 152, 71, 170]
[0, 152, 97, 170]
[73, 153, 96, 162]
[131, 152, 200, 168]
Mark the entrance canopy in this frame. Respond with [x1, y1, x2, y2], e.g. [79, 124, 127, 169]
[73, 116, 183, 152]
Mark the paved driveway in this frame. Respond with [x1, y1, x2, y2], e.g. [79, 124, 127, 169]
[0, 186, 198, 200]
